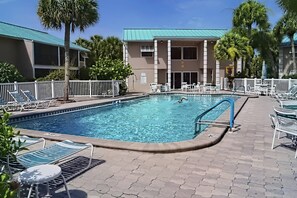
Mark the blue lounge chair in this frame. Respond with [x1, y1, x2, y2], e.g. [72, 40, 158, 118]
[7, 90, 36, 111]
[21, 90, 54, 108]
[16, 140, 93, 168]
[13, 136, 46, 149]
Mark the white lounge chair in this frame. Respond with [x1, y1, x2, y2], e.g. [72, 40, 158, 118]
[269, 114, 297, 158]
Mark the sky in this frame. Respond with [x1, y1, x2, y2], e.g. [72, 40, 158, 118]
[0, 0, 283, 42]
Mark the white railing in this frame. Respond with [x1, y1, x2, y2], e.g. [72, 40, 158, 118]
[0, 80, 121, 102]
[229, 78, 294, 93]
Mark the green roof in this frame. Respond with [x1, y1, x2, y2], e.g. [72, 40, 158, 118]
[0, 21, 87, 51]
[123, 28, 228, 41]
[282, 33, 297, 46]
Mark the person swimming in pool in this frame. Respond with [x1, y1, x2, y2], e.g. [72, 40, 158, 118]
[178, 97, 188, 103]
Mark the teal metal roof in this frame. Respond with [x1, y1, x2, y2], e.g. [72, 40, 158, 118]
[123, 28, 228, 41]
[0, 21, 87, 51]
[281, 33, 297, 46]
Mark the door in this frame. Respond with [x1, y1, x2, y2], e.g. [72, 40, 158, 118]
[171, 73, 181, 89]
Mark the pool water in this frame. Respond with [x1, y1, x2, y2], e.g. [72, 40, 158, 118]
[13, 95, 236, 143]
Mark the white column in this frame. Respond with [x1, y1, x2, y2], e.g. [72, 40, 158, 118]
[58, 46, 61, 66]
[215, 60, 220, 86]
[124, 43, 129, 66]
[167, 40, 171, 88]
[279, 47, 284, 78]
[203, 40, 208, 85]
[154, 40, 158, 83]
[237, 58, 242, 73]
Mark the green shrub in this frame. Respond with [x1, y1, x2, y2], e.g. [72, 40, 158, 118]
[0, 112, 24, 198]
[79, 67, 90, 80]
[36, 69, 77, 81]
[282, 74, 297, 79]
[119, 81, 128, 95]
[0, 62, 24, 83]
[90, 58, 133, 80]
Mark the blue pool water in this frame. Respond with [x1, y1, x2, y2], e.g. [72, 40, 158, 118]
[13, 95, 237, 143]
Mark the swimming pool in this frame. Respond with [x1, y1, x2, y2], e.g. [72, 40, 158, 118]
[12, 95, 237, 143]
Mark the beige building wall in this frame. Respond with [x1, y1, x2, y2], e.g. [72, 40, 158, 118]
[17, 40, 34, 79]
[0, 37, 34, 80]
[0, 37, 19, 66]
[127, 39, 233, 92]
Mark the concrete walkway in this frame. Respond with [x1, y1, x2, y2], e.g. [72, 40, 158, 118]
[48, 96, 297, 197]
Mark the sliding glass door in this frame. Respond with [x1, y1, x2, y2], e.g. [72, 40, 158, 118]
[169, 72, 198, 89]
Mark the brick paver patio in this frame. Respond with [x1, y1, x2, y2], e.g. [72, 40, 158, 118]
[44, 96, 297, 197]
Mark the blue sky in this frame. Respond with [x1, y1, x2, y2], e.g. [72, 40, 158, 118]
[0, 0, 283, 41]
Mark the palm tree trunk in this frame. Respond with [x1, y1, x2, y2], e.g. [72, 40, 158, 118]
[64, 23, 71, 101]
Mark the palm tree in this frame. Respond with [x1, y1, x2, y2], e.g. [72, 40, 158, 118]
[232, 0, 270, 76]
[214, 32, 253, 75]
[277, 0, 297, 14]
[102, 36, 123, 60]
[274, 12, 297, 74]
[37, 0, 99, 101]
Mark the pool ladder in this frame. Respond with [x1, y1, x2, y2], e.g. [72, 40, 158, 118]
[194, 98, 235, 134]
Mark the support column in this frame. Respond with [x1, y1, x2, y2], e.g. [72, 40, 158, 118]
[279, 47, 284, 78]
[154, 40, 158, 83]
[58, 47, 61, 66]
[167, 40, 171, 88]
[215, 60, 220, 86]
[203, 40, 208, 85]
[124, 43, 129, 66]
[237, 58, 242, 73]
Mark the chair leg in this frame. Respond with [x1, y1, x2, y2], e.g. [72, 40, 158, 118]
[272, 129, 277, 150]
[61, 174, 71, 198]
[27, 184, 34, 198]
[35, 184, 39, 198]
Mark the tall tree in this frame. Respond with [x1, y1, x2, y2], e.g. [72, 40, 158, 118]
[214, 31, 253, 75]
[37, 0, 99, 101]
[274, 12, 297, 74]
[277, 0, 297, 14]
[232, 0, 270, 76]
[76, 35, 123, 66]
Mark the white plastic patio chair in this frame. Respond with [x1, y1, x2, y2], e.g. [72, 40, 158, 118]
[269, 114, 297, 158]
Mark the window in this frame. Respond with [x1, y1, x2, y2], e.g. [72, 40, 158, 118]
[171, 47, 181, 59]
[34, 43, 58, 65]
[141, 45, 154, 57]
[141, 52, 153, 57]
[183, 47, 197, 59]
[140, 73, 147, 84]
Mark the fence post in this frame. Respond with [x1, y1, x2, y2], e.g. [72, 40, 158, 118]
[244, 78, 247, 93]
[14, 81, 18, 91]
[271, 78, 274, 91]
[288, 78, 292, 90]
[112, 80, 115, 97]
[34, 81, 38, 100]
[89, 80, 92, 98]
[51, 80, 55, 98]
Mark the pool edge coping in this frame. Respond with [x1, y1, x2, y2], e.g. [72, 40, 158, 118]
[15, 94, 250, 153]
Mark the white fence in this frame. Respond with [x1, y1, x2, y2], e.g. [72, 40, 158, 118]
[0, 80, 121, 102]
[229, 78, 296, 93]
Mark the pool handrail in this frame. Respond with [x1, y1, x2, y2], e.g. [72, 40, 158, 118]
[195, 98, 235, 134]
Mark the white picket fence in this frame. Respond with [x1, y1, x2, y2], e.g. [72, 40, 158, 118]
[227, 78, 297, 93]
[0, 80, 121, 102]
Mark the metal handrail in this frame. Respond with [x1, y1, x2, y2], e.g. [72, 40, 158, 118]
[194, 98, 235, 134]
